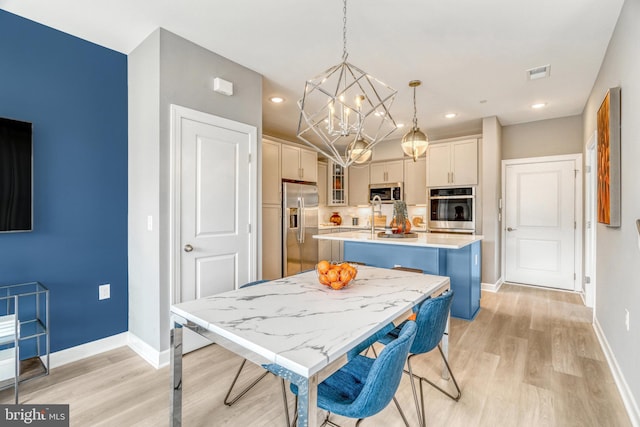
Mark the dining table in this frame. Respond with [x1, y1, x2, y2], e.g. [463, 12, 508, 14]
[169, 265, 451, 427]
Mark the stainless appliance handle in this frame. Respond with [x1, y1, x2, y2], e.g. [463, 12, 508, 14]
[430, 195, 475, 200]
[297, 197, 304, 243]
[300, 197, 305, 243]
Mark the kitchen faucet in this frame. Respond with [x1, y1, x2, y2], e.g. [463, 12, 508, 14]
[371, 195, 382, 236]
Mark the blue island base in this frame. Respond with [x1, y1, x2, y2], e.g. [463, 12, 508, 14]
[344, 240, 481, 321]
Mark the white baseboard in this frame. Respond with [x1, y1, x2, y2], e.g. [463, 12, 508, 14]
[50, 332, 128, 369]
[481, 277, 503, 293]
[593, 318, 640, 427]
[127, 332, 170, 369]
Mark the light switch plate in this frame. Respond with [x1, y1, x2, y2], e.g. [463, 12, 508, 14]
[99, 284, 110, 300]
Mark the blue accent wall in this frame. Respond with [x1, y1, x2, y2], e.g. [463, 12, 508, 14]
[0, 10, 128, 352]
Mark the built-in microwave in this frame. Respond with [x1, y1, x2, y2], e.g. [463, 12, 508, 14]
[429, 187, 475, 233]
[369, 183, 403, 203]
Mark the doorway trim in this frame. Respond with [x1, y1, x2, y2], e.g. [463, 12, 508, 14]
[501, 153, 583, 291]
[169, 104, 258, 305]
[584, 132, 597, 308]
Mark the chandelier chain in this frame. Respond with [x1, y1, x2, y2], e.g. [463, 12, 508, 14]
[342, 0, 348, 60]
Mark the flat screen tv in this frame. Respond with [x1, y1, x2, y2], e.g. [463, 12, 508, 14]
[0, 117, 32, 232]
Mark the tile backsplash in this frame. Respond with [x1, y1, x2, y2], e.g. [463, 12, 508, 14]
[319, 204, 427, 229]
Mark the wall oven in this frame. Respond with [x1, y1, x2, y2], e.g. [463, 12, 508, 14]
[369, 183, 403, 203]
[429, 187, 475, 233]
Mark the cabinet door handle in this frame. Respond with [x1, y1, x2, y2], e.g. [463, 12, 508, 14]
[451, 172, 454, 183]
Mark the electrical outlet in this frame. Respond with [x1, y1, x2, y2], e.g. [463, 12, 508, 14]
[625, 309, 630, 331]
[99, 284, 110, 300]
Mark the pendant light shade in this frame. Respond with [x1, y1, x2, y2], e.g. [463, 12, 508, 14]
[401, 80, 429, 161]
[348, 136, 372, 164]
[296, 0, 397, 168]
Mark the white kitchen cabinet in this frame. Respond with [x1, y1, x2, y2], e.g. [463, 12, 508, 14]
[328, 161, 348, 206]
[426, 139, 477, 187]
[318, 228, 344, 263]
[262, 139, 281, 205]
[348, 164, 370, 206]
[317, 162, 327, 206]
[262, 205, 282, 280]
[370, 160, 403, 184]
[281, 144, 318, 182]
[404, 157, 426, 205]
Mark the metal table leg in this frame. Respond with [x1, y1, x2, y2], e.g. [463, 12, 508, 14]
[170, 322, 183, 427]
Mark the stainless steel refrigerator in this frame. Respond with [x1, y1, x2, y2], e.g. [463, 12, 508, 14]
[282, 181, 319, 276]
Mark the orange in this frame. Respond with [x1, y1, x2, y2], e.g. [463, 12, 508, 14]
[318, 273, 331, 286]
[408, 313, 417, 321]
[326, 269, 340, 283]
[339, 268, 352, 283]
[330, 281, 345, 290]
[317, 260, 330, 274]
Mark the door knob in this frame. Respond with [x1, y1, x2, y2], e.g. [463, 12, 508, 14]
[184, 244, 194, 252]
[507, 227, 517, 232]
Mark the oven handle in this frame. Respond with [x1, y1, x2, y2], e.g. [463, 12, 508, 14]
[429, 195, 475, 200]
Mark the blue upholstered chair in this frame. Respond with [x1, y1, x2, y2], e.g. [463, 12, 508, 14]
[289, 321, 417, 427]
[223, 279, 290, 426]
[378, 290, 460, 427]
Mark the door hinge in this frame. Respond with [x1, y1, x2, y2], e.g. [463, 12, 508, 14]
[585, 276, 591, 284]
[247, 223, 251, 233]
[248, 153, 251, 163]
[574, 273, 576, 280]
[574, 221, 577, 229]
[585, 165, 591, 173]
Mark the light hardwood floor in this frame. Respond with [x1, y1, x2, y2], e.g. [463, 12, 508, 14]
[0, 284, 631, 426]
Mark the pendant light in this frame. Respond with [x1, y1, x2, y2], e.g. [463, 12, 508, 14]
[296, 0, 397, 168]
[401, 80, 429, 161]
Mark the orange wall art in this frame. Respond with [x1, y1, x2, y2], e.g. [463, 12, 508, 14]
[597, 87, 621, 227]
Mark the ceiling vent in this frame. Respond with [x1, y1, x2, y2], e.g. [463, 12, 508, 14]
[526, 65, 550, 80]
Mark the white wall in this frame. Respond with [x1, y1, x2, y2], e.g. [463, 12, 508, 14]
[502, 115, 583, 160]
[582, 0, 640, 420]
[481, 117, 502, 285]
[128, 28, 262, 357]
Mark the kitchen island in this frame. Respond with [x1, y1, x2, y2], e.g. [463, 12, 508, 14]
[314, 231, 483, 320]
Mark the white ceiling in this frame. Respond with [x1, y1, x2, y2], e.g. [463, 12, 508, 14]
[1, 0, 624, 141]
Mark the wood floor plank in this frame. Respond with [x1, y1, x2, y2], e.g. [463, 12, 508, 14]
[0, 283, 631, 427]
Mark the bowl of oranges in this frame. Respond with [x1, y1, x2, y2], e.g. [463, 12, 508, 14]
[316, 260, 358, 290]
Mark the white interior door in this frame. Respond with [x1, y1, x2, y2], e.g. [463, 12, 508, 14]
[504, 159, 576, 290]
[179, 115, 252, 300]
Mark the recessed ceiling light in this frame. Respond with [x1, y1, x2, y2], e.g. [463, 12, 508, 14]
[397, 123, 405, 128]
[269, 96, 284, 103]
[444, 113, 457, 119]
[531, 103, 547, 109]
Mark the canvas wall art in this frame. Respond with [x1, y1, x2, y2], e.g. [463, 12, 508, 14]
[597, 87, 621, 227]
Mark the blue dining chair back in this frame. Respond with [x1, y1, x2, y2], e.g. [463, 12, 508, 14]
[289, 321, 417, 425]
[410, 289, 453, 355]
[377, 290, 460, 427]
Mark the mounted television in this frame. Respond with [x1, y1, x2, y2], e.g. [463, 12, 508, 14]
[0, 117, 32, 232]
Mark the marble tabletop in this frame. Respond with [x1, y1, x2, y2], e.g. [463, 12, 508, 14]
[170, 266, 450, 378]
[313, 230, 483, 249]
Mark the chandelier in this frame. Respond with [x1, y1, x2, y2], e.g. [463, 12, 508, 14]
[296, 0, 398, 168]
[401, 80, 429, 161]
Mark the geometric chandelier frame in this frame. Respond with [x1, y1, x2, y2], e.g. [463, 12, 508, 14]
[297, 0, 397, 168]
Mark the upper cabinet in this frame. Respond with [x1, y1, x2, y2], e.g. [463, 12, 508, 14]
[370, 160, 403, 184]
[403, 157, 426, 205]
[426, 139, 478, 187]
[348, 164, 370, 206]
[262, 139, 281, 205]
[328, 161, 348, 206]
[281, 144, 318, 183]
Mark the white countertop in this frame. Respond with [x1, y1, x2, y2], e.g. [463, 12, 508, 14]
[171, 266, 450, 377]
[313, 230, 483, 249]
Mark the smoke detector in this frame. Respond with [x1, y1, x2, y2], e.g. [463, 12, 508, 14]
[526, 65, 550, 81]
